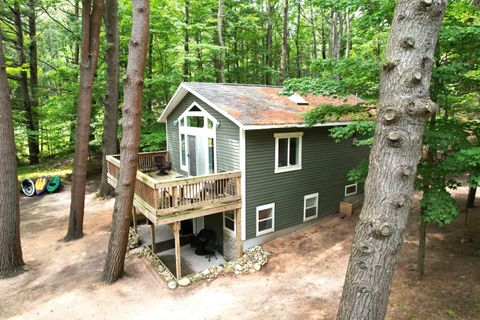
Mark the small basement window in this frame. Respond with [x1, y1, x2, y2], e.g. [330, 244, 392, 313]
[304, 193, 318, 222]
[274, 132, 303, 173]
[256, 203, 275, 236]
[224, 210, 235, 234]
[345, 183, 358, 197]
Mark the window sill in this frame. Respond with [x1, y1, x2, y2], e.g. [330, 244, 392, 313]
[274, 165, 302, 174]
[303, 215, 318, 222]
[256, 228, 274, 237]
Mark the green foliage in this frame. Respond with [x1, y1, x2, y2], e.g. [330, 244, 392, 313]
[329, 121, 376, 143]
[347, 159, 369, 184]
[420, 188, 458, 226]
[303, 104, 372, 126]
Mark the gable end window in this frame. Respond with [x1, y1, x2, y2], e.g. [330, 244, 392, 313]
[274, 132, 303, 173]
[345, 183, 358, 197]
[256, 203, 275, 236]
[304, 193, 318, 222]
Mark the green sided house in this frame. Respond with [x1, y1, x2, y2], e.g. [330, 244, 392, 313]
[106, 82, 369, 279]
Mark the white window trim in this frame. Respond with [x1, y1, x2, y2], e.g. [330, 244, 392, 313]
[177, 102, 217, 174]
[345, 183, 358, 197]
[274, 132, 303, 174]
[256, 203, 275, 237]
[303, 193, 319, 222]
[223, 211, 236, 236]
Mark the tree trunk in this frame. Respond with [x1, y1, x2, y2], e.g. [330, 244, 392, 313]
[99, 0, 120, 198]
[309, 1, 317, 61]
[215, 0, 225, 83]
[279, 0, 288, 85]
[66, 0, 105, 241]
[13, 2, 39, 165]
[74, 0, 80, 65]
[0, 32, 24, 279]
[345, 6, 351, 59]
[321, 10, 326, 59]
[417, 211, 427, 279]
[467, 186, 476, 208]
[27, 0, 40, 160]
[183, 0, 190, 80]
[337, 1, 447, 319]
[103, 0, 149, 283]
[265, 0, 273, 84]
[147, 32, 153, 110]
[295, 1, 301, 78]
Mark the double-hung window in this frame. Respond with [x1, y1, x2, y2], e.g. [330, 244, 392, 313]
[274, 132, 303, 173]
[256, 203, 275, 236]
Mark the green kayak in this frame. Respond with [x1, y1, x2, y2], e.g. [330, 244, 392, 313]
[47, 176, 61, 193]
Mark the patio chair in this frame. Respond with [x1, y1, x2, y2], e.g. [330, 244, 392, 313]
[153, 156, 172, 176]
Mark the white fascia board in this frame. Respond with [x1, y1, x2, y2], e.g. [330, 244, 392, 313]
[157, 83, 189, 123]
[242, 122, 351, 130]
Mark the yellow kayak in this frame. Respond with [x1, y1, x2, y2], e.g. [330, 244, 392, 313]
[35, 176, 48, 195]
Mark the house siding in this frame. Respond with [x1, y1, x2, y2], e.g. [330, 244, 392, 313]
[166, 92, 240, 176]
[245, 127, 369, 240]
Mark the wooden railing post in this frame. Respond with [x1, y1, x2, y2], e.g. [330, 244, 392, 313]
[235, 208, 243, 257]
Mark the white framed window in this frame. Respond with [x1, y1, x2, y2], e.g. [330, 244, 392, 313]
[177, 102, 217, 174]
[304, 193, 318, 222]
[274, 132, 303, 173]
[256, 203, 275, 236]
[345, 183, 358, 197]
[223, 210, 235, 235]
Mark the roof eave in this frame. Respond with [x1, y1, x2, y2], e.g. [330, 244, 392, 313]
[157, 83, 189, 123]
[242, 121, 352, 130]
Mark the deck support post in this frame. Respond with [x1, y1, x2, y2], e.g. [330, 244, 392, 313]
[150, 221, 156, 253]
[235, 208, 243, 258]
[173, 221, 182, 279]
[132, 207, 138, 234]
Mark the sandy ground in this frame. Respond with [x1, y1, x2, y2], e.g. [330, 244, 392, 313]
[0, 179, 479, 320]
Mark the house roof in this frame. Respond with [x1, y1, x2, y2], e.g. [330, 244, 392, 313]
[158, 82, 365, 129]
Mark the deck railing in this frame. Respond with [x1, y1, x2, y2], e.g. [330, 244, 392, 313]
[106, 151, 241, 220]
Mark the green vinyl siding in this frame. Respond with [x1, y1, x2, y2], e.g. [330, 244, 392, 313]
[245, 127, 369, 240]
[166, 92, 240, 176]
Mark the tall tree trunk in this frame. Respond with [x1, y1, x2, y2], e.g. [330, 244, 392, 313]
[99, 0, 120, 198]
[103, 0, 149, 283]
[183, 0, 190, 80]
[147, 32, 153, 110]
[13, 2, 39, 165]
[309, 0, 317, 60]
[279, 0, 288, 85]
[66, 0, 105, 241]
[345, 7, 351, 59]
[0, 32, 24, 279]
[27, 0, 40, 161]
[295, 0, 301, 77]
[321, 10, 326, 59]
[467, 186, 476, 208]
[74, 0, 80, 65]
[337, 1, 447, 319]
[215, 0, 225, 83]
[265, 0, 273, 84]
[417, 210, 427, 279]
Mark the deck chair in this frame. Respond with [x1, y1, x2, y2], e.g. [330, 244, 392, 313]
[153, 156, 172, 176]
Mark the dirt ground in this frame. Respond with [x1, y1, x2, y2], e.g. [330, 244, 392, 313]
[1, 179, 479, 320]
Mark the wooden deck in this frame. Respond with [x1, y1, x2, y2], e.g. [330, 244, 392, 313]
[106, 151, 242, 225]
[107, 151, 243, 279]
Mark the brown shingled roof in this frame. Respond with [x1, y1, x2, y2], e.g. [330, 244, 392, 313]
[183, 82, 364, 126]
